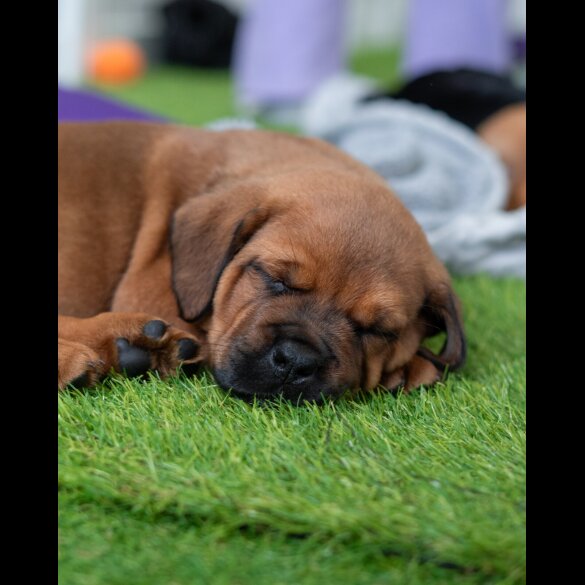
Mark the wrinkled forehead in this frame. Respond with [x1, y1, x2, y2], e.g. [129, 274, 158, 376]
[255, 192, 422, 266]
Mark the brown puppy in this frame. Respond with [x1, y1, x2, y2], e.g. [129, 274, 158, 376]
[59, 121, 465, 401]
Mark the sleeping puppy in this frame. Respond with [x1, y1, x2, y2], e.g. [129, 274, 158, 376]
[58, 122, 465, 402]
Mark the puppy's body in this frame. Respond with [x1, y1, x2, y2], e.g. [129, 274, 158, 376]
[58, 122, 465, 400]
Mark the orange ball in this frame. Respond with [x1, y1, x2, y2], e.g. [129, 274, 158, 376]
[88, 40, 145, 84]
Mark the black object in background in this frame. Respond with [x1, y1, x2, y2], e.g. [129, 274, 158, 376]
[364, 68, 526, 130]
[162, 0, 238, 69]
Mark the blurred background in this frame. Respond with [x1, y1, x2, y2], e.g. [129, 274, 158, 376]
[59, 0, 525, 125]
[58, 0, 526, 278]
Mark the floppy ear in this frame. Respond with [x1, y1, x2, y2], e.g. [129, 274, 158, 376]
[417, 283, 467, 373]
[170, 191, 270, 322]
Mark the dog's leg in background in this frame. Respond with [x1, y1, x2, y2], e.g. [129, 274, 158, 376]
[57, 313, 201, 390]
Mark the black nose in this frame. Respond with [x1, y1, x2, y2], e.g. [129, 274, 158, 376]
[270, 339, 323, 382]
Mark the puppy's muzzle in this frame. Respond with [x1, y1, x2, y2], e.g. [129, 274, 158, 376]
[214, 325, 337, 403]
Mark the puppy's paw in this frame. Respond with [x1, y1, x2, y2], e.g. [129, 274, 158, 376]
[111, 317, 202, 379]
[382, 368, 406, 392]
[382, 355, 442, 394]
[58, 339, 105, 390]
[58, 313, 202, 386]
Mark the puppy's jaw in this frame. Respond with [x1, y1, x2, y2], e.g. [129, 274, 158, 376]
[212, 362, 350, 404]
[211, 334, 340, 403]
[213, 374, 333, 404]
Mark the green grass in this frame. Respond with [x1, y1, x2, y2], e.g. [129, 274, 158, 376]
[94, 66, 236, 126]
[60, 53, 526, 584]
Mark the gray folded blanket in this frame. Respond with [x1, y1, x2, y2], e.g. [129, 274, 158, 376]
[301, 75, 526, 278]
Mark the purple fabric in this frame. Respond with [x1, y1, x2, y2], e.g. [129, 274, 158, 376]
[232, 0, 347, 107]
[58, 86, 166, 122]
[232, 0, 516, 106]
[403, 0, 511, 79]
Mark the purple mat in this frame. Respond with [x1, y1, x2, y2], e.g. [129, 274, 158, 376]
[58, 86, 167, 122]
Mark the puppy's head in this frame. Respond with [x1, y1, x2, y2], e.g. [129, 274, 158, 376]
[171, 169, 465, 403]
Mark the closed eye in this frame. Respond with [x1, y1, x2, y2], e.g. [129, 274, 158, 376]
[266, 278, 290, 295]
[352, 322, 399, 343]
[250, 262, 297, 296]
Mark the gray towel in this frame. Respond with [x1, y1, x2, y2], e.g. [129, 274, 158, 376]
[301, 75, 526, 278]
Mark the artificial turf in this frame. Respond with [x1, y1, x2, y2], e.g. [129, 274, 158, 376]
[59, 49, 526, 584]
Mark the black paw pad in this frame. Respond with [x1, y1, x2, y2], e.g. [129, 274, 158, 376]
[116, 338, 151, 377]
[178, 338, 198, 361]
[143, 320, 168, 340]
